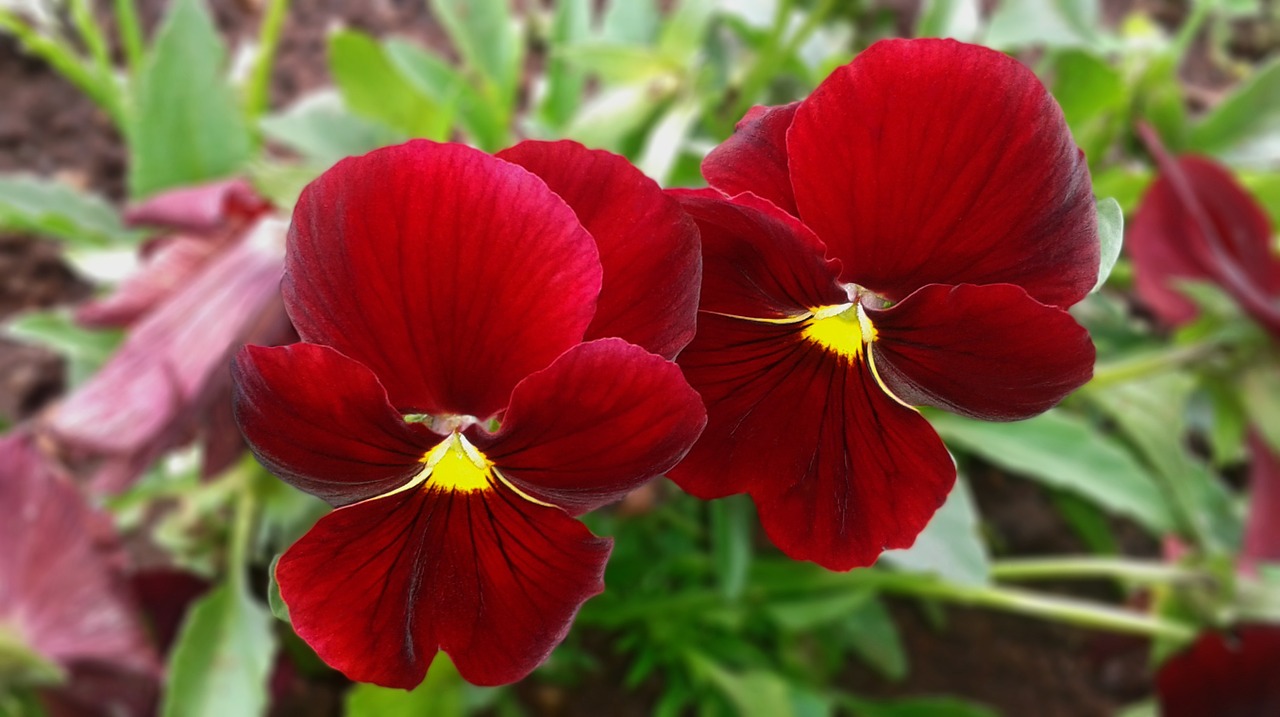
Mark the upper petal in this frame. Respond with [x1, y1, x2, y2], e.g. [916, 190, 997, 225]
[788, 38, 1098, 307]
[276, 481, 610, 688]
[497, 140, 701, 359]
[284, 140, 603, 418]
[477, 338, 706, 516]
[1156, 626, 1280, 717]
[670, 315, 955, 570]
[867, 283, 1095, 421]
[232, 343, 433, 506]
[674, 191, 846, 320]
[702, 103, 800, 216]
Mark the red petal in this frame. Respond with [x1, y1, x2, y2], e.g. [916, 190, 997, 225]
[276, 483, 610, 688]
[867, 283, 1095, 421]
[497, 141, 701, 359]
[788, 39, 1098, 307]
[1243, 431, 1280, 569]
[284, 141, 602, 418]
[670, 315, 955, 570]
[702, 103, 800, 216]
[478, 338, 706, 515]
[1130, 150, 1280, 333]
[674, 191, 846, 320]
[1156, 625, 1280, 717]
[232, 343, 432, 506]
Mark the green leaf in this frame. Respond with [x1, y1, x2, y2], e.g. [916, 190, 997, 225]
[0, 176, 140, 248]
[555, 43, 676, 84]
[841, 597, 908, 681]
[383, 40, 509, 151]
[538, 0, 591, 129]
[983, 0, 1100, 49]
[266, 555, 289, 624]
[5, 309, 123, 386]
[328, 30, 451, 140]
[1188, 56, 1280, 167]
[260, 91, 403, 167]
[1134, 53, 1189, 151]
[916, 0, 981, 40]
[161, 583, 276, 717]
[345, 654, 466, 717]
[429, 0, 522, 100]
[842, 695, 1000, 717]
[1242, 363, 1280, 453]
[693, 660, 797, 717]
[931, 409, 1177, 536]
[601, 0, 660, 44]
[129, 0, 253, 198]
[565, 82, 666, 151]
[880, 477, 990, 585]
[637, 99, 700, 185]
[1093, 196, 1124, 291]
[767, 587, 877, 631]
[658, 0, 715, 60]
[1050, 49, 1125, 164]
[710, 495, 754, 602]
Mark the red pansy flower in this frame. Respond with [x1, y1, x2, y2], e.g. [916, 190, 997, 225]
[1156, 625, 1280, 717]
[232, 140, 705, 688]
[668, 38, 1098, 570]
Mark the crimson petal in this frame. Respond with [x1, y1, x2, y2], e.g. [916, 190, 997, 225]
[1156, 626, 1280, 717]
[788, 38, 1098, 307]
[284, 141, 602, 418]
[232, 343, 432, 507]
[702, 103, 800, 216]
[867, 283, 1095, 421]
[670, 315, 955, 570]
[497, 140, 700, 359]
[1243, 431, 1280, 569]
[478, 338, 706, 516]
[276, 482, 610, 688]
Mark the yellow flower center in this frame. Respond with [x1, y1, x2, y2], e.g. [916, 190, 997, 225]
[420, 433, 493, 493]
[802, 302, 878, 361]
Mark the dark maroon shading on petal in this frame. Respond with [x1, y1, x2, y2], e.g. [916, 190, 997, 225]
[497, 140, 701, 359]
[867, 283, 1095, 421]
[702, 103, 800, 216]
[788, 38, 1098, 307]
[1156, 625, 1280, 717]
[478, 338, 705, 515]
[671, 315, 955, 570]
[75, 237, 219, 328]
[276, 483, 610, 688]
[1129, 146, 1280, 335]
[675, 191, 846, 320]
[123, 178, 269, 233]
[285, 140, 602, 418]
[0, 432, 158, 678]
[1243, 431, 1280, 570]
[232, 343, 433, 506]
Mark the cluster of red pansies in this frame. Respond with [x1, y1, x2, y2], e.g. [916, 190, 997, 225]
[234, 38, 1100, 688]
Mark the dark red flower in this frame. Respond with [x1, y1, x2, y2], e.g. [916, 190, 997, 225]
[232, 140, 705, 688]
[1129, 127, 1280, 338]
[1157, 625, 1280, 717]
[668, 38, 1098, 570]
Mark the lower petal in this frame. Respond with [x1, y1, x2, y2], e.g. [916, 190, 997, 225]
[1156, 626, 1280, 717]
[867, 283, 1095, 421]
[276, 482, 610, 688]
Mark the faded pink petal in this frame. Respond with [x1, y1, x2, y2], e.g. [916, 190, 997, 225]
[123, 178, 268, 234]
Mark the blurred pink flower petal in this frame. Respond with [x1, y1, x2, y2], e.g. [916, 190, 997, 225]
[123, 178, 269, 234]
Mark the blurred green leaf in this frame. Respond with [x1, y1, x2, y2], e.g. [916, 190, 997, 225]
[429, 0, 522, 100]
[693, 659, 797, 717]
[345, 655, 466, 717]
[1091, 167, 1151, 215]
[1050, 49, 1125, 164]
[162, 583, 276, 717]
[129, 0, 252, 198]
[601, 0, 660, 44]
[1239, 172, 1280, 225]
[711, 495, 754, 602]
[0, 176, 140, 248]
[557, 43, 676, 83]
[1134, 53, 1188, 151]
[565, 82, 666, 150]
[1188, 56, 1280, 167]
[932, 409, 1177, 535]
[917, 0, 981, 40]
[1242, 363, 1280, 453]
[658, 0, 715, 60]
[5, 309, 122, 386]
[843, 695, 1000, 717]
[538, 0, 591, 129]
[1094, 196, 1124, 291]
[984, 0, 1100, 48]
[383, 40, 509, 151]
[260, 91, 402, 167]
[767, 588, 877, 631]
[842, 597, 907, 681]
[637, 98, 700, 184]
[328, 29, 452, 140]
[266, 554, 289, 625]
[881, 477, 989, 585]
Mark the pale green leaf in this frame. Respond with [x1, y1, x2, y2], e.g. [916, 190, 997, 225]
[383, 40, 509, 150]
[0, 175, 139, 248]
[881, 478, 990, 585]
[917, 0, 981, 40]
[984, 0, 1101, 48]
[1189, 56, 1280, 167]
[260, 91, 402, 167]
[538, 0, 591, 129]
[601, 0, 660, 44]
[328, 29, 451, 140]
[345, 654, 466, 717]
[429, 0, 522, 100]
[1093, 196, 1124, 291]
[842, 597, 907, 681]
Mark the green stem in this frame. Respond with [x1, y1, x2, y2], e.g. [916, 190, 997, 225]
[244, 0, 291, 123]
[1085, 341, 1220, 391]
[1172, 0, 1212, 60]
[0, 12, 125, 127]
[991, 557, 1205, 585]
[68, 0, 111, 78]
[227, 467, 259, 593]
[114, 0, 145, 75]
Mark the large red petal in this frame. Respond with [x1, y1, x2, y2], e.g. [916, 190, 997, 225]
[702, 103, 800, 216]
[1130, 151, 1280, 333]
[867, 283, 1095, 421]
[671, 315, 955, 570]
[497, 141, 701, 359]
[284, 140, 602, 418]
[674, 191, 846, 320]
[477, 338, 706, 516]
[231, 343, 433, 506]
[276, 482, 610, 688]
[788, 38, 1098, 307]
[1156, 625, 1280, 717]
[1243, 431, 1280, 570]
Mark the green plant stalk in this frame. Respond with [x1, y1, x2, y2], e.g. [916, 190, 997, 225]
[244, 0, 291, 123]
[1085, 341, 1221, 391]
[226, 467, 260, 593]
[727, 0, 793, 125]
[0, 12, 125, 127]
[114, 0, 146, 75]
[991, 557, 1205, 585]
[68, 0, 112, 80]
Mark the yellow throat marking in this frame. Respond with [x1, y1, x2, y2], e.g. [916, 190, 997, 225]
[802, 302, 877, 361]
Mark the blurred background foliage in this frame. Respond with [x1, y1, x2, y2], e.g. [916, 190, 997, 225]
[0, 0, 1278, 716]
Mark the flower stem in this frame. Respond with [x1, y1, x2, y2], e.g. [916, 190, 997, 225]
[991, 557, 1205, 585]
[226, 463, 260, 593]
[1086, 341, 1220, 391]
[244, 0, 291, 123]
[114, 0, 145, 75]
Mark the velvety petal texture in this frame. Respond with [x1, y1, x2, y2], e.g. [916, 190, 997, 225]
[867, 283, 1095, 421]
[284, 141, 602, 418]
[702, 102, 800, 215]
[788, 39, 1098, 307]
[1156, 626, 1280, 717]
[497, 141, 700, 359]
